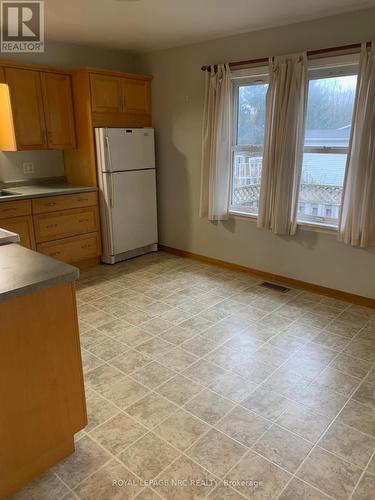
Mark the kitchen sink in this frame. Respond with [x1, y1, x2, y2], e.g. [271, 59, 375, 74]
[0, 190, 19, 197]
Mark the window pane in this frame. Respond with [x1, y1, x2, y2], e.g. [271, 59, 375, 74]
[231, 152, 262, 214]
[237, 84, 268, 145]
[305, 75, 357, 148]
[298, 74, 357, 225]
[232, 82, 268, 215]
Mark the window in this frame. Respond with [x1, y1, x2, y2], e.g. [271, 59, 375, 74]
[297, 58, 358, 226]
[230, 70, 268, 215]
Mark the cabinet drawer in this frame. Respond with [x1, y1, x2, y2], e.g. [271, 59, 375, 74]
[34, 206, 99, 243]
[32, 192, 97, 214]
[37, 232, 101, 264]
[0, 199, 31, 219]
[0, 215, 35, 249]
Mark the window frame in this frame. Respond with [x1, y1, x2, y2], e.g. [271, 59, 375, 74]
[229, 66, 269, 216]
[297, 54, 359, 227]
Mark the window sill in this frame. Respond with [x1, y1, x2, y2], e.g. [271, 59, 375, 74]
[229, 210, 338, 234]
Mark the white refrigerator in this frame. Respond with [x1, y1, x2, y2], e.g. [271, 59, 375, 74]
[95, 127, 158, 264]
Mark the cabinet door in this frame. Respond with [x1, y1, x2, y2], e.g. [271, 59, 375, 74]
[90, 74, 122, 113]
[0, 67, 5, 83]
[5, 68, 47, 149]
[0, 216, 36, 249]
[122, 78, 151, 115]
[41, 73, 76, 149]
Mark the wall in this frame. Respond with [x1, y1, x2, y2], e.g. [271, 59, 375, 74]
[137, 7, 375, 299]
[0, 39, 135, 183]
[0, 151, 64, 183]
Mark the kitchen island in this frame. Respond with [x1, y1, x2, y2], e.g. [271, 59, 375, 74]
[0, 239, 87, 498]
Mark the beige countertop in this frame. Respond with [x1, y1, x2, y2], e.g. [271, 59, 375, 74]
[0, 183, 97, 202]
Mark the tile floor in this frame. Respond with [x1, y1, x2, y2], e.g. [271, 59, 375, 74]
[8, 251, 375, 500]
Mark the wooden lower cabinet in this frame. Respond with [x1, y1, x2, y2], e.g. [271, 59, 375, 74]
[0, 193, 101, 267]
[33, 206, 99, 243]
[0, 215, 35, 249]
[37, 232, 101, 264]
[0, 282, 87, 498]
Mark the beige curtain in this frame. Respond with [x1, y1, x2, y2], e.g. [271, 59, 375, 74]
[339, 43, 375, 248]
[258, 53, 308, 235]
[200, 63, 232, 221]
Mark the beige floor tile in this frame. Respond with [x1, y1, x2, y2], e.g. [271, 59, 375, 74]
[331, 353, 372, 379]
[263, 368, 311, 399]
[216, 406, 271, 447]
[283, 323, 321, 341]
[156, 374, 203, 406]
[352, 382, 375, 410]
[339, 399, 375, 438]
[85, 388, 120, 432]
[110, 325, 154, 348]
[135, 488, 163, 499]
[241, 387, 290, 420]
[80, 328, 111, 349]
[297, 447, 362, 499]
[53, 435, 112, 488]
[6, 471, 69, 500]
[154, 456, 216, 499]
[131, 361, 175, 389]
[313, 331, 350, 350]
[184, 389, 234, 425]
[313, 367, 361, 397]
[126, 393, 178, 429]
[135, 338, 174, 360]
[326, 319, 361, 338]
[158, 347, 198, 372]
[111, 350, 152, 375]
[81, 350, 104, 374]
[294, 384, 347, 419]
[207, 484, 248, 499]
[319, 421, 375, 468]
[276, 402, 331, 442]
[186, 429, 247, 478]
[268, 332, 307, 352]
[209, 373, 258, 403]
[227, 450, 291, 498]
[74, 459, 142, 499]
[367, 453, 375, 474]
[155, 408, 209, 451]
[181, 333, 224, 356]
[182, 359, 226, 386]
[141, 318, 174, 335]
[89, 412, 147, 455]
[179, 316, 214, 334]
[366, 367, 375, 385]
[345, 340, 375, 363]
[87, 337, 128, 362]
[101, 375, 150, 410]
[278, 478, 331, 499]
[159, 325, 196, 345]
[84, 364, 127, 393]
[254, 425, 312, 473]
[351, 472, 375, 500]
[119, 432, 180, 480]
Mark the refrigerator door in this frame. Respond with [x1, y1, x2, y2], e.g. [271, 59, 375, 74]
[110, 169, 158, 254]
[104, 128, 155, 172]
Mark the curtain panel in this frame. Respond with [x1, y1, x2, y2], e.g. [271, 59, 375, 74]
[257, 53, 308, 235]
[339, 43, 375, 248]
[200, 63, 232, 221]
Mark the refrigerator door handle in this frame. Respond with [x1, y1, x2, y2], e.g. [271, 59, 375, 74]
[105, 135, 113, 172]
[105, 135, 115, 208]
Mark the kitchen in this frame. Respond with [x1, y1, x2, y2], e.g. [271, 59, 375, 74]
[1, 2, 375, 500]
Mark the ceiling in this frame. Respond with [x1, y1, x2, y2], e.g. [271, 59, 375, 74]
[45, 0, 375, 53]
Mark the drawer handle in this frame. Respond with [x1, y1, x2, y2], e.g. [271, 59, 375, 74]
[46, 202, 57, 206]
[46, 223, 58, 229]
[81, 244, 92, 249]
[78, 218, 89, 223]
[50, 251, 61, 257]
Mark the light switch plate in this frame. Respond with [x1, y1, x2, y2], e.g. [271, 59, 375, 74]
[23, 162, 34, 174]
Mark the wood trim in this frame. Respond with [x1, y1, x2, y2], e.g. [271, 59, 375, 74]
[159, 245, 375, 308]
[0, 59, 73, 75]
[73, 256, 100, 269]
[79, 67, 152, 81]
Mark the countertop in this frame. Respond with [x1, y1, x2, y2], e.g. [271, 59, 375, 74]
[0, 243, 79, 303]
[0, 228, 20, 245]
[0, 183, 97, 202]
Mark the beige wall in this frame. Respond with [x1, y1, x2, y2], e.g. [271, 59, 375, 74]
[137, 8, 375, 299]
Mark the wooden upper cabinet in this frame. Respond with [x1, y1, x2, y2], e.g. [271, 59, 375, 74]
[90, 74, 122, 113]
[4, 68, 47, 150]
[0, 67, 5, 83]
[0, 67, 76, 151]
[122, 78, 150, 115]
[41, 72, 76, 149]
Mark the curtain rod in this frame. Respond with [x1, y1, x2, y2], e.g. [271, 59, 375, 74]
[200, 41, 370, 72]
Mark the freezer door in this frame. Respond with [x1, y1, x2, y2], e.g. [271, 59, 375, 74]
[105, 128, 155, 172]
[111, 169, 158, 254]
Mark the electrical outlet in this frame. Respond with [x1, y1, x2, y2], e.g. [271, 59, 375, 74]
[23, 162, 34, 174]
